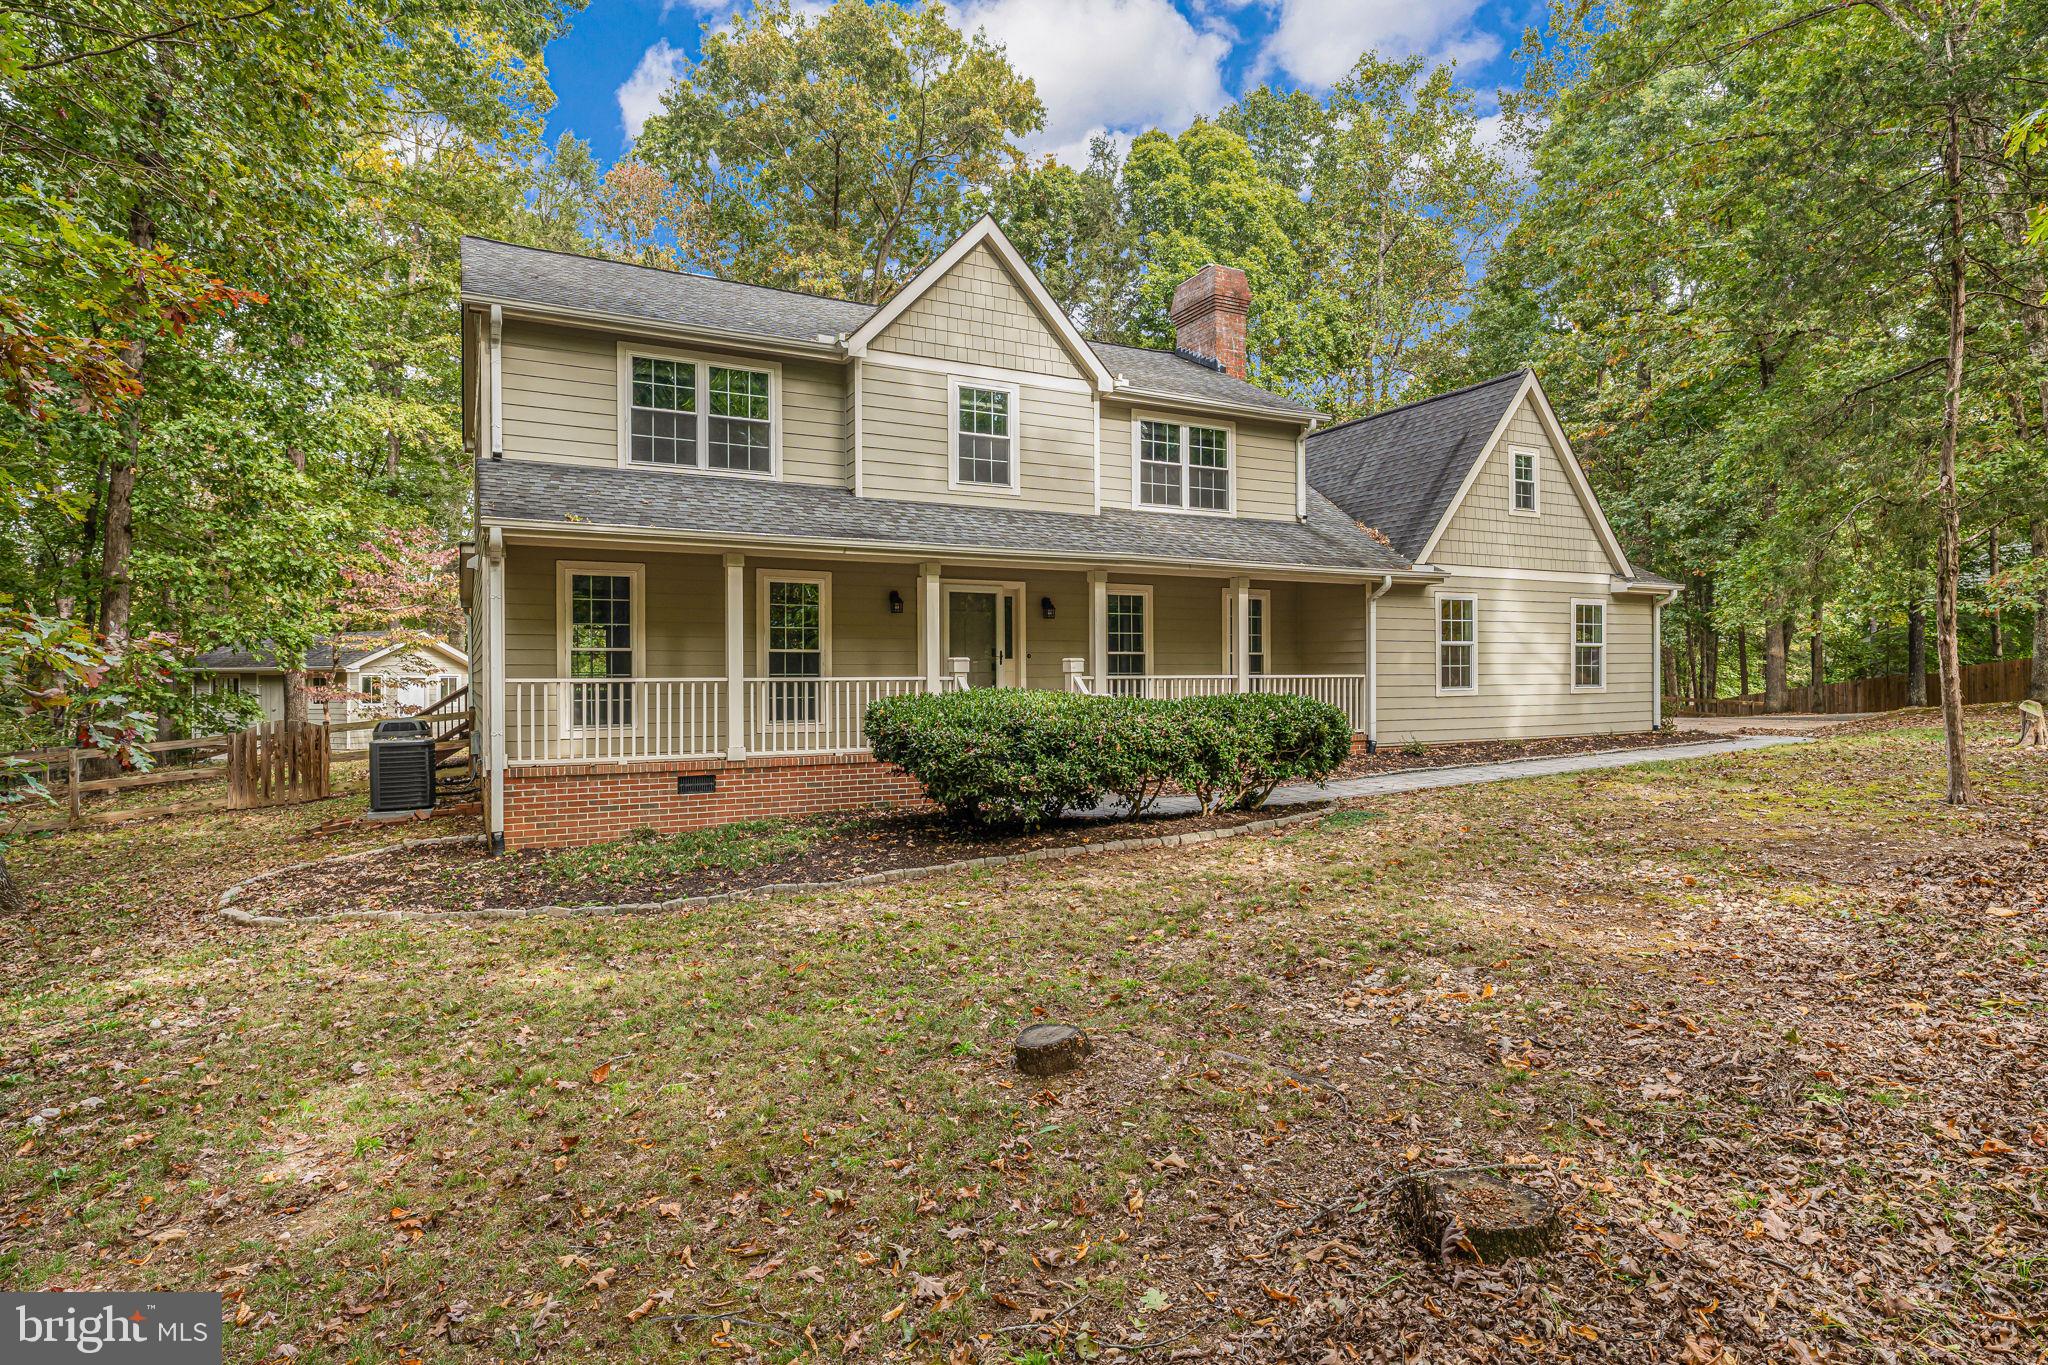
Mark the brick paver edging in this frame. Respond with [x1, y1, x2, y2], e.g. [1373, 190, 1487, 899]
[216, 805, 1335, 927]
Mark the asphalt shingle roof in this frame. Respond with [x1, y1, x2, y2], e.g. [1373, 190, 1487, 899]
[460, 237, 1317, 418]
[1305, 371, 1529, 562]
[191, 634, 462, 673]
[477, 459, 1409, 575]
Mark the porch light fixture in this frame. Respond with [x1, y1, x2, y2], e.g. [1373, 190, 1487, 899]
[888, 589, 904, 614]
[1040, 596, 1055, 620]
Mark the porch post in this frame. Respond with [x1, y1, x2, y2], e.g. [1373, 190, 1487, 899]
[1089, 570, 1109, 695]
[1231, 576, 1251, 693]
[484, 528, 506, 852]
[723, 553, 746, 761]
[920, 561, 942, 692]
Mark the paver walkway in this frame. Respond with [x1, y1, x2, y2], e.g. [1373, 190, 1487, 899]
[1088, 734, 1808, 818]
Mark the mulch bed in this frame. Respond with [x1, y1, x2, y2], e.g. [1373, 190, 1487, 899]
[236, 803, 1319, 918]
[1328, 726, 1706, 779]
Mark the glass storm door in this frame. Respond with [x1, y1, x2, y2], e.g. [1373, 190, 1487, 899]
[944, 587, 1018, 687]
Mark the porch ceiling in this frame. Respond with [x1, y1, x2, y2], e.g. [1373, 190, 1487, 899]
[478, 459, 1412, 579]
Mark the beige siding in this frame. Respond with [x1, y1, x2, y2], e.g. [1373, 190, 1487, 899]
[1429, 396, 1617, 573]
[859, 363, 1098, 514]
[1098, 402, 1301, 523]
[496, 319, 849, 487]
[1283, 582, 1368, 675]
[869, 244, 1085, 381]
[505, 548, 726, 679]
[1374, 577, 1655, 742]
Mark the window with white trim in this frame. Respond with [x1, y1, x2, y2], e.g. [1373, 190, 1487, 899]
[1573, 601, 1606, 689]
[1511, 448, 1539, 514]
[1437, 595, 1476, 693]
[1136, 417, 1231, 511]
[564, 566, 639, 726]
[1106, 591, 1148, 694]
[624, 348, 775, 475]
[762, 575, 828, 723]
[953, 381, 1015, 488]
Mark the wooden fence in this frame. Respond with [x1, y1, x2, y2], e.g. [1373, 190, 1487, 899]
[227, 721, 330, 808]
[1675, 656, 2034, 716]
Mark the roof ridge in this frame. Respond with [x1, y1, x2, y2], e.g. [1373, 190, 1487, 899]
[460, 235, 881, 313]
[1309, 369, 1529, 441]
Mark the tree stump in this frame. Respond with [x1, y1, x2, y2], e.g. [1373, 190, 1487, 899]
[1014, 1023, 1091, 1077]
[1394, 1172, 1561, 1261]
[2017, 700, 2045, 749]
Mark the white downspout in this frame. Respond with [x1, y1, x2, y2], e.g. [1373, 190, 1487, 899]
[1367, 574, 1394, 748]
[488, 305, 504, 459]
[485, 526, 506, 852]
[1653, 586, 1681, 729]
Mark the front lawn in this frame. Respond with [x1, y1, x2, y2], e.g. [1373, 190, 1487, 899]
[1, 710, 2041, 1362]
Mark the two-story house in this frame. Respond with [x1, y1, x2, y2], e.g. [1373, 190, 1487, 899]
[458, 217, 1675, 849]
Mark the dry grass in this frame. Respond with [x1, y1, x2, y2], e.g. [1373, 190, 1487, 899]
[1, 710, 2041, 1363]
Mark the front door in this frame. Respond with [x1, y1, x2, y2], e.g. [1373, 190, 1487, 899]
[944, 586, 1020, 687]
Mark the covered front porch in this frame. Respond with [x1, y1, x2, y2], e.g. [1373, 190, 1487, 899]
[478, 539, 1375, 768]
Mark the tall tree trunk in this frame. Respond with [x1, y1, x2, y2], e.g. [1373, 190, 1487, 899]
[1906, 603, 1928, 705]
[1763, 619, 1788, 712]
[1809, 603, 1824, 688]
[1737, 630, 1750, 697]
[284, 670, 309, 726]
[2032, 518, 2048, 704]
[1933, 97, 1970, 804]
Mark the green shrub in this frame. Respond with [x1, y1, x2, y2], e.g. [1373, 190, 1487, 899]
[865, 688, 1352, 829]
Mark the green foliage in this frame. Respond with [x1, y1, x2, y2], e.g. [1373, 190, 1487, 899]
[0, 613, 172, 818]
[635, 0, 1044, 301]
[864, 689, 1351, 829]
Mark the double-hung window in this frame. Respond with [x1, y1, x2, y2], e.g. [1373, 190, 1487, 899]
[622, 346, 776, 476]
[560, 563, 642, 728]
[1135, 416, 1232, 512]
[1572, 601, 1606, 689]
[1510, 448, 1539, 515]
[951, 379, 1018, 490]
[1436, 594, 1477, 694]
[760, 573, 829, 724]
[1106, 589, 1150, 696]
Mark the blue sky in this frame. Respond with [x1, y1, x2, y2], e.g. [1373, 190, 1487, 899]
[537, 0, 1545, 171]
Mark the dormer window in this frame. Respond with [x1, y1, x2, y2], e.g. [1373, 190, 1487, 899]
[1135, 415, 1232, 513]
[618, 343, 778, 477]
[949, 378, 1019, 491]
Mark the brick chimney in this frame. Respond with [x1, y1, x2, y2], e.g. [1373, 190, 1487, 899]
[1169, 264, 1251, 379]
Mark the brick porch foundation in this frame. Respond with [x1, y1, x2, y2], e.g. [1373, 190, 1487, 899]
[502, 752, 929, 850]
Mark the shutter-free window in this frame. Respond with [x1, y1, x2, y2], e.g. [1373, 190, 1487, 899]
[708, 366, 772, 472]
[1512, 450, 1538, 513]
[1573, 602, 1606, 688]
[1106, 592, 1147, 695]
[955, 384, 1014, 487]
[765, 578, 823, 722]
[1437, 596, 1476, 693]
[569, 571, 635, 726]
[629, 357, 696, 466]
[1137, 418, 1231, 511]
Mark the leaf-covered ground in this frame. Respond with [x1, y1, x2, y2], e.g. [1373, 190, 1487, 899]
[2, 711, 2042, 1363]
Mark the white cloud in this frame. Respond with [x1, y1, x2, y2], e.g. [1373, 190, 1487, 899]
[1256, 0, 1493, 89]
[959, 0, 1232, 163]
[617, 39, 688, 141]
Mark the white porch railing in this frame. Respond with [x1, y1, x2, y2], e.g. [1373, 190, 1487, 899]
[502, 669, 1368, 765]
[745, 676, 926, 756]
[506, 678, 725, 764]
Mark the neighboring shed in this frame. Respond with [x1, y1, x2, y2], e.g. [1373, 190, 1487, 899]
[190, 632, 468, 746]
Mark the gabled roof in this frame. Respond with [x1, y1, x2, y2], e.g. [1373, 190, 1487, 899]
[459, 235, 1319, 420]
[844, 217, 1115, 391]
[191, 633, 467, 675]
[477, 458, 1410, 577]
[1305, 371, 1528, 561]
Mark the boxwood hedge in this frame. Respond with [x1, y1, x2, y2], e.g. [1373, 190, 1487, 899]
[864, 688, 1351, 829]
